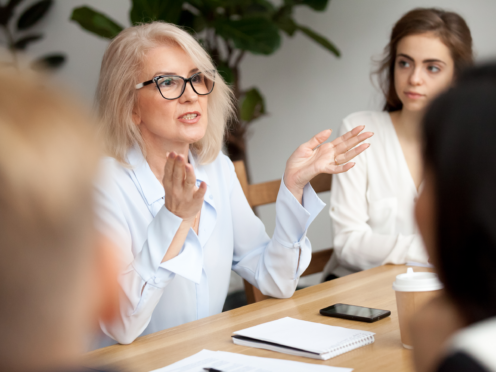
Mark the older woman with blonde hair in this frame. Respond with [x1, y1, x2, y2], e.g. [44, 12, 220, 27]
[95, 21, 372, 346]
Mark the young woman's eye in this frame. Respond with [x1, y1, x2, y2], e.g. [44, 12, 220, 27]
[398, 60, 410, 68]
[427, 65, 441, 73]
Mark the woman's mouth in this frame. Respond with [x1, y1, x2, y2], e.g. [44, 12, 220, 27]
[404, 92, 425, 99]
[178, 112, 201, 123]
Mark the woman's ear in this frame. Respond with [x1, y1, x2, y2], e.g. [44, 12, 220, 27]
[132, 108, 141, 126]
[132, 99, 141, 126]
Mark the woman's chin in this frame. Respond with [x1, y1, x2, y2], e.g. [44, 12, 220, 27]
[182, 130, 207, 145]
[403, 102, 428, 113]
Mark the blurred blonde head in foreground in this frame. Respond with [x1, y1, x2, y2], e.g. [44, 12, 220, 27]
[0, 71, 118, 372]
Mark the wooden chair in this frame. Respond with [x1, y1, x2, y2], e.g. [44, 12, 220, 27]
[233, 160, 334, 304]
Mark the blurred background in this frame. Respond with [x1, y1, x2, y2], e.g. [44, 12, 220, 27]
[2, 0, 496, 298]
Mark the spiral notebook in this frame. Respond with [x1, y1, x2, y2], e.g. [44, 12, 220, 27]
[232, 317, 375, 361]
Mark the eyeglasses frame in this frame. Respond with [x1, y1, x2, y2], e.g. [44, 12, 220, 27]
[135, 70, 215, 100]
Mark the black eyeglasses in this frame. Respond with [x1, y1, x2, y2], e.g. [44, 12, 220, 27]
[135, 71, 215, 100]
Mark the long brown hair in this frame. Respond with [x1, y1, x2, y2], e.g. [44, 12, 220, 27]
[376, 8, 473, 112]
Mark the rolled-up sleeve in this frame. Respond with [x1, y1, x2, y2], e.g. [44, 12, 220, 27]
[230, 162, 325, 298]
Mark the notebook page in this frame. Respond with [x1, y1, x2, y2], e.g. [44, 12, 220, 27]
[233, 317, 374, 354]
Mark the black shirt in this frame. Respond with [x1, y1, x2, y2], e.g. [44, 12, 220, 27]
[438, 352, 490, 372]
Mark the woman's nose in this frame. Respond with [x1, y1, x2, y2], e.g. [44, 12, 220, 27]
[409, 67, 423, 86]
[179, 82, 198, 103]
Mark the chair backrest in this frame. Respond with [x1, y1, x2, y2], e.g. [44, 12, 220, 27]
[233, 160, 334, 304]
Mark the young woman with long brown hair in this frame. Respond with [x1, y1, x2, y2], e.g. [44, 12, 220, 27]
[323, 8, 473, 280]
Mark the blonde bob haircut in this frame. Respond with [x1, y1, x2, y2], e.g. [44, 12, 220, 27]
[97, 22, 235, 165]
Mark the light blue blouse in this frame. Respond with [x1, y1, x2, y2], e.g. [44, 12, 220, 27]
[95, 144, 325, 346]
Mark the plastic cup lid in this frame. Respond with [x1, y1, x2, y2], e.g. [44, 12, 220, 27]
[392, 268, 443, 292]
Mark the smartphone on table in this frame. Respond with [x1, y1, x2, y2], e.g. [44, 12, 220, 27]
[320, 303, 391, 323]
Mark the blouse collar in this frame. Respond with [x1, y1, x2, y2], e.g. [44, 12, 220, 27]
[126, 143, 210, 207]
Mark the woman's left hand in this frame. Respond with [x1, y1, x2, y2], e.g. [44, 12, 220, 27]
[284, 126, 373, 202]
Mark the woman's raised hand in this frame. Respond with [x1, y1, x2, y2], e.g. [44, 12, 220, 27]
[163, 152, 206, 222]
[284, 126, 373, 202]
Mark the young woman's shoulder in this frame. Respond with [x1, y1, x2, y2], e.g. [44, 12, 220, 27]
[341, 111, 390, 134]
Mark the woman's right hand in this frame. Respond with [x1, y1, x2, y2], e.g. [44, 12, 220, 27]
[163, 152, 206, 223]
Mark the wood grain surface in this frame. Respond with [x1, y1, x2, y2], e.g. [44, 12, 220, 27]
[85, 265, 432, 372]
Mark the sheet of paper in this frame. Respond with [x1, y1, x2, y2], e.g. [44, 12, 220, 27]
[215, 350, 352, 371]
[233, 317, 374, 354]
[150, 349, 352, 372]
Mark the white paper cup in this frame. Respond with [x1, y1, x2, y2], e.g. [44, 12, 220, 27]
[392, 268, 443, 349]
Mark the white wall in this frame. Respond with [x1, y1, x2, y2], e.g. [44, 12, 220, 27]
[10, 0, 496, 290]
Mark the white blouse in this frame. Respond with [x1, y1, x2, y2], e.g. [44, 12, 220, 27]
[446, 317, 496, 371]
[94, 144, 325, 347]
[324, 111, 429, 278]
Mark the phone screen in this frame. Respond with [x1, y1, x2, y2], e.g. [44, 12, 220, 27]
[320, 303, 391, 322]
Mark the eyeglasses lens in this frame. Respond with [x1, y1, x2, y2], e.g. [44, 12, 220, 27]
[191, 73, 214, 95]
[156, 72, 214, 99]
[156, 76, 184, 100]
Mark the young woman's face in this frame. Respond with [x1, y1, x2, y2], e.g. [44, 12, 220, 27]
[133, 44, 209, 148]
[394, 33, 455, 112]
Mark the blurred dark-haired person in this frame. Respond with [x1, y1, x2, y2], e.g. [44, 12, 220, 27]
[411, 63, 496, 372]
[323, 8, 473, 280]
[0, 71, 119, 372]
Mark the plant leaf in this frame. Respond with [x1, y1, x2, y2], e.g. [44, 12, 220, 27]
[296, 24, 340, 56]
[273, 5, 297, 36]
[243, 0, 276, 16]
[0, 0, 24, 26]
[178, 9, 206, 34]
[214, 17, 281, 55]
[240, 87, 265, 122]
[31, 53, 65, 71]
[0, 7, 12, 26]
[130, 0, 184, 25]
[216, 61, 234, 85]
[17, 0, 52, 30]
[71, 6, 123, 39]
[299, 0, 329, 11]
[7, 0, 25, 9]
[13, 33, 43, 50]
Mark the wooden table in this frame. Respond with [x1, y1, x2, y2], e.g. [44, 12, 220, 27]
[86, 265, 430, 371]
